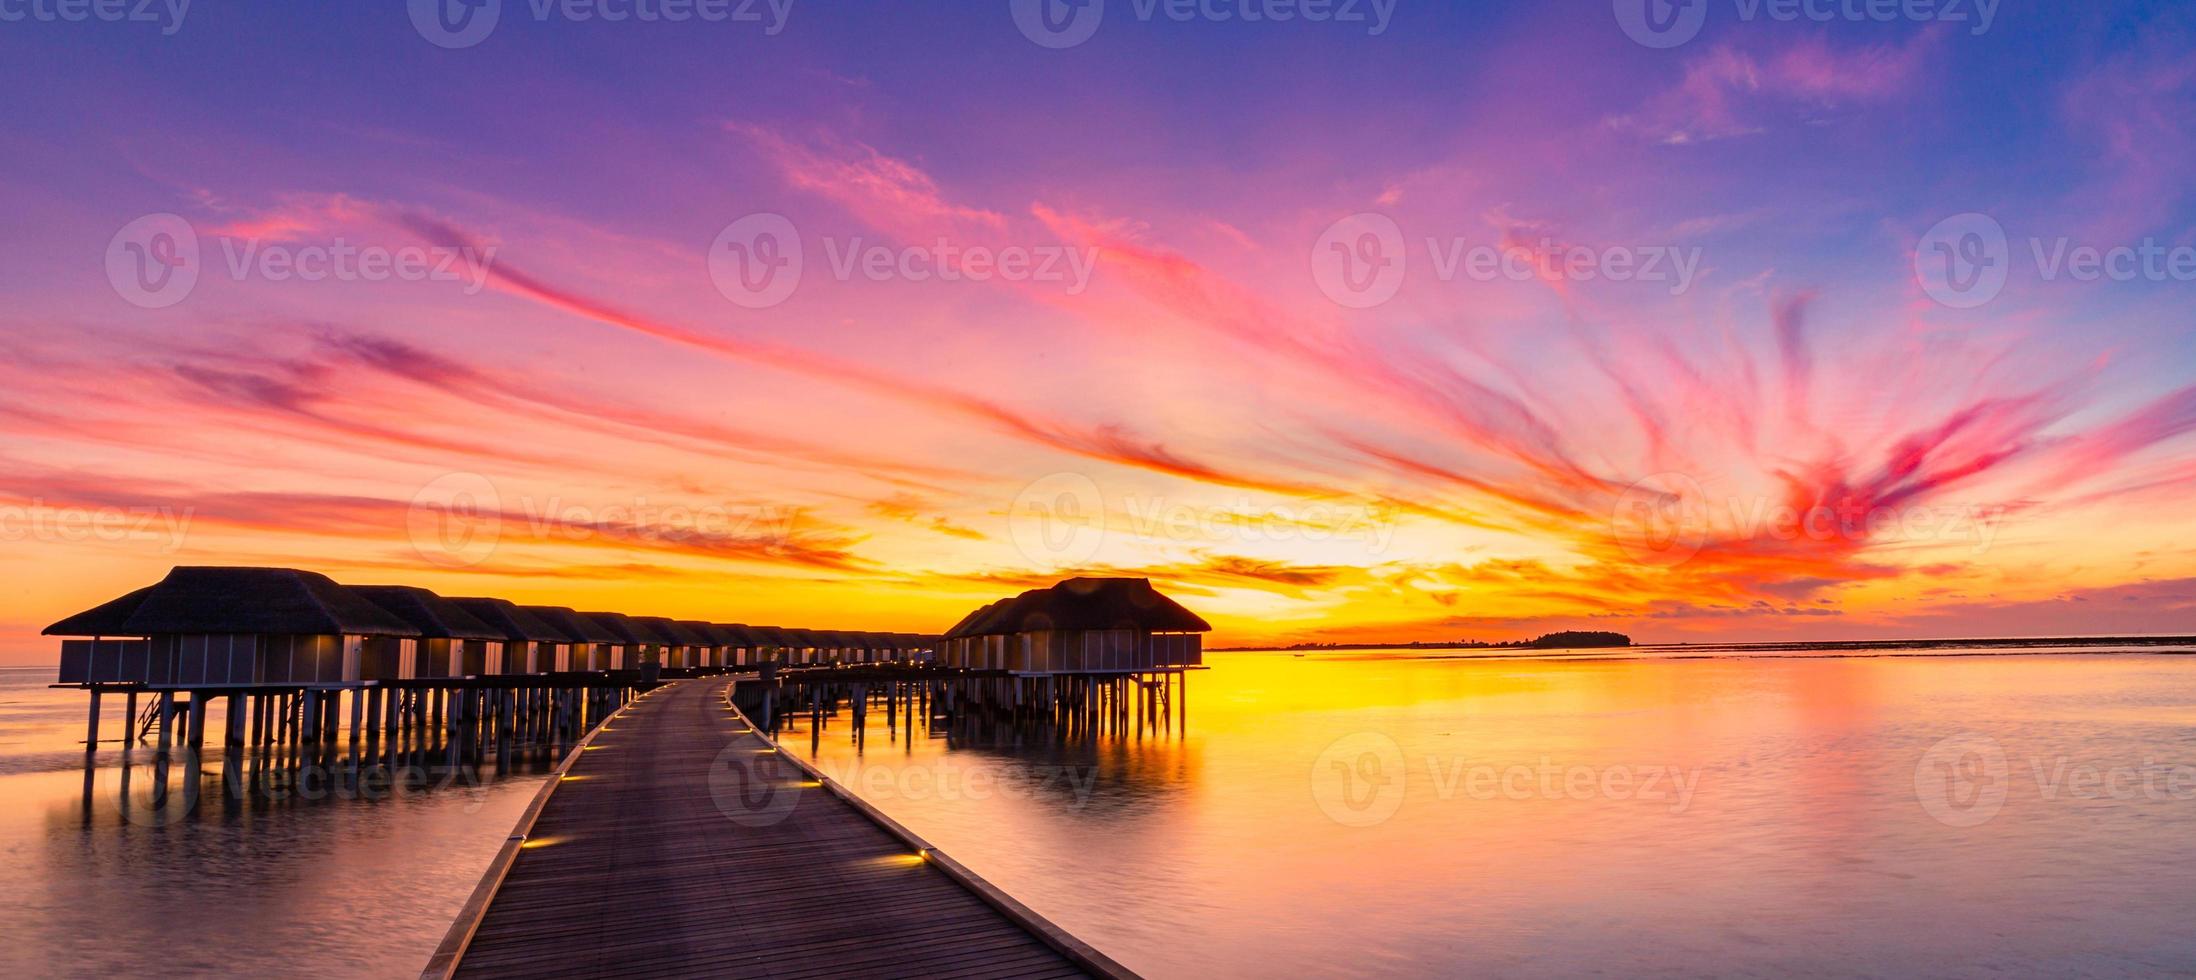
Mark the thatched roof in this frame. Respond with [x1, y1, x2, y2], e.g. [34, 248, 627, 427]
[45, 567, 420, 638]
[715, 624, 768, 646]
[43, 586, 156, 637]
[448, 597, 567, 644]
[743, 626, 793, 645]
[350, 585, 506, 641]
[579, 611, 650, 645]
[950, 578, 1209, 637]
[522, 605, 621, 645]
[942, 599, 1010, 639]
[684, 621, 744, 646]
[631, 616, 709, 647]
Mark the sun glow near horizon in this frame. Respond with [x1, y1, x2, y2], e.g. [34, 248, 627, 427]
[4, 4, 2196, 662]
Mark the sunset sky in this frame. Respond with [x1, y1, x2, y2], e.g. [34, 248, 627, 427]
[3, 1, 2195, 663]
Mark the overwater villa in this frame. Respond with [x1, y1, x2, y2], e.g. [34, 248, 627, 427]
[350, 585, 506, 681]
[941, 578, 1209, 674]
[521, 606, 622, 673]
[50, 566, 424, 687]
[449, 597, 568, 675]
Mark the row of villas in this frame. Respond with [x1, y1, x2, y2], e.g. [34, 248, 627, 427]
[937, 577, 1210, 674]
[50, 566, 935, 688]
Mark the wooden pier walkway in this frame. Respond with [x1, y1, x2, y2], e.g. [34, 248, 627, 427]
[431, 678, 1116, 979]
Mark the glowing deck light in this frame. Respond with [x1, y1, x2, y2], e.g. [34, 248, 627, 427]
[869, 853, 926, 868]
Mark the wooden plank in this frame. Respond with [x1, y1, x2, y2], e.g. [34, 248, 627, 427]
[440, 678, 1111, 980]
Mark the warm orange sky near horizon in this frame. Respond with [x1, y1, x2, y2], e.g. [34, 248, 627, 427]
[5, 5, 2196, 665]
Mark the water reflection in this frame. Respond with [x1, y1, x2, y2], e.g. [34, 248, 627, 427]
[0, 669, 548, 977]
[789, 652, 2196, 978]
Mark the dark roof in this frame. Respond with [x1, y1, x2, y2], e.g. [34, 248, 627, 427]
[45, 567, 420, 638]
[942, 599, 1008, 639]
[350, 586, 506, 641]
[521, 605, 621, 645]
[959, 593, 1041, 638]
[579, 611, 650, 645]
[953, 578, 1210, 637]
[447, 597, 567, 643]
[43, 585, 155, 637]
[630, 616, 709, 646]
[684, 621, 744, 646]
[742, 626, 793, 645]
[714, 624, 767, 646]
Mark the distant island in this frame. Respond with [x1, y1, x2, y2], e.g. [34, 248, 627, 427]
[1216, 630, 1632, 653]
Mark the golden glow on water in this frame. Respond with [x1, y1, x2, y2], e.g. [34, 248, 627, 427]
[793, 650, 2196, 978]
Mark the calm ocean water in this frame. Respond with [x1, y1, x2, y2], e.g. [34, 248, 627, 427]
[789, 649, 2196, 978]
[5, 650, 2196, 977]
[0, 667, 548, 978]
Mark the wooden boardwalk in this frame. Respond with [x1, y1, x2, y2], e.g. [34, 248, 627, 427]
[437, 678, 1106, 979]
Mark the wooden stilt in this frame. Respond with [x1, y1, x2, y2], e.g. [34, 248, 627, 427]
[84, 690, 102, 752]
